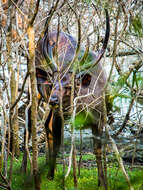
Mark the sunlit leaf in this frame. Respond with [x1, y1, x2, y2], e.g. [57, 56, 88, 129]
[73, 111, 94, 129]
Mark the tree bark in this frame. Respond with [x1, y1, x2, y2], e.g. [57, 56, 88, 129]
[9, 67, 17, 183]
[27, 25, 41, 190]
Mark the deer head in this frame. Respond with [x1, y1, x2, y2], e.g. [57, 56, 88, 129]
[35, 10, 110, 116]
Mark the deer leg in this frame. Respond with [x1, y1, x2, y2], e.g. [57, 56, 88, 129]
[45, 110, 62, 180]
[45, 110, 54, 179]
[92, 125, 107, 190]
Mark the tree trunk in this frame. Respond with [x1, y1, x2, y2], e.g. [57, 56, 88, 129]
[9, 67, 17, 183]
[73, 145, 78, 190]
[27, 25, 41, 190]
[78, 129, 82, 176]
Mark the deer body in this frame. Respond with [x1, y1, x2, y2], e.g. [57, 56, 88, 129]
[23, 9, 110, 189]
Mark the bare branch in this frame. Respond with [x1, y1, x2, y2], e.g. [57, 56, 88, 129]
[10, 72, 29, 112]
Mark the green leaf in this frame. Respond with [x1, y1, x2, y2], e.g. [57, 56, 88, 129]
[131, 15, 143, 36]
[73, 111, 94, 129]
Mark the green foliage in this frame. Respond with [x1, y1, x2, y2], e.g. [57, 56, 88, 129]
[75, 51, 99, 72]
[135, 72, 143, 89]
[73, 111, 95, 129]
[107, 74, 130, 111]
[108, 69, 143, 110]
[82, 0, 92, 3]
[110, 74, 128, 99]
[79, 52, 95, 71]
[110, 71, 143, 108]
[131, 15, 143, 36]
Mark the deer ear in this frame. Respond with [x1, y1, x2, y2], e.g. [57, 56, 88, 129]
[36, 67, 48, 84]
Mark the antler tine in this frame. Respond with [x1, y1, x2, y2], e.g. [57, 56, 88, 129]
[84, 8, 110, 70]
[61, 3, 81, 77]
[42, 35, 57, 72]
[54, 13, 60, 71]
[67, 2, 81, 57]
[36, 0, 61, 72]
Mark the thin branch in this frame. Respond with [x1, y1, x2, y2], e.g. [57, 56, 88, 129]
[44, 0, 60, 35]
[106, 50, 138, 57]
[65, 144, 73, 178]
[78, 130, 82, 176]
[119, 38, 143, 55]
[10, 0, 28, 21]
[29, 0, 40, 26]
[114, 96, 135, 137]
[10, 72, 29, 112]
[0, 173, 12, 190]
[104, 5, 120, 91]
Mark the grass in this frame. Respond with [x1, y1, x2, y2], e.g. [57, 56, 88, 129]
[1, 154, 143, 190]
[61, 152, 95, 161]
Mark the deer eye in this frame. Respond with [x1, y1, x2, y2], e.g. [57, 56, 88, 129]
[81, 74, 91, 88]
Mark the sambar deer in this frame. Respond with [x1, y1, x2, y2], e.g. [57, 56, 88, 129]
[23, 9, 110, 189]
